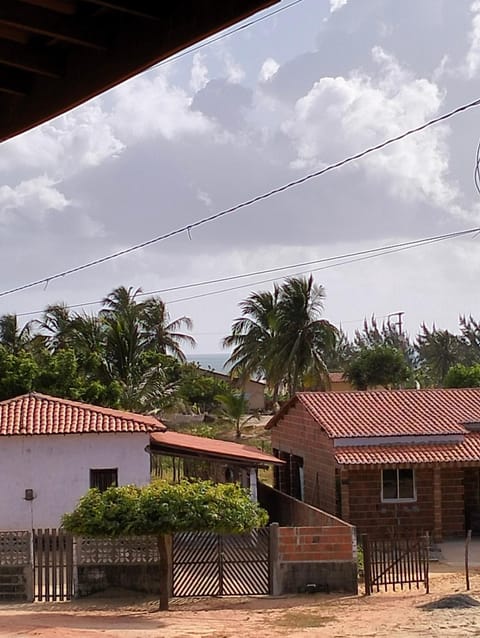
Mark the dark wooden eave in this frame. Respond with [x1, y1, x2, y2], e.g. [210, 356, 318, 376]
[0, 0, 279, 142]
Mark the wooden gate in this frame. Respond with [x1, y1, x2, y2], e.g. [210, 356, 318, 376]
[362, 533, 429, 595]
[173, 528, 270, 596]
[33, 529, 74, 601]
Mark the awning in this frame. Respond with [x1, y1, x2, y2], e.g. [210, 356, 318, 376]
[150, 430, 284, 468]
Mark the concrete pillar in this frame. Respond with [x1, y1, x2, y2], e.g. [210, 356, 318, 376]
[433, 466, 442, 543]
[269, 522, 280, 596]
[250, 468, 258, 502]
[340, 468, 350, 521]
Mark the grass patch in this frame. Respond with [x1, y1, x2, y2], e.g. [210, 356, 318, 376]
[275, 611, 336, 629]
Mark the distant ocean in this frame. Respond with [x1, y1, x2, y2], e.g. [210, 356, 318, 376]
[186, 353, 231, 373]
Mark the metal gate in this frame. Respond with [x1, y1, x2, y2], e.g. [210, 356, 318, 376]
[33, 529, 74, 601]
[173, 528, 270, 596]
[362, 533, 429, 595]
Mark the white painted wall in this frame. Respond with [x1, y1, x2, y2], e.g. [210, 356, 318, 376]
[0, 433, 151, 530]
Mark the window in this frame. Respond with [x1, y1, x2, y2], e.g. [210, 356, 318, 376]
[90, 468, 118, 492]
[381, 468, 416, 502]
[273, 449, 304, 500]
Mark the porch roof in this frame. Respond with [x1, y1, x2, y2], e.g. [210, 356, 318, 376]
[150, 430, 284, 467]
[335, 432, 480, 466]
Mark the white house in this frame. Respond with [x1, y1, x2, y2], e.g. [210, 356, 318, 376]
[0, 393, 165, 530]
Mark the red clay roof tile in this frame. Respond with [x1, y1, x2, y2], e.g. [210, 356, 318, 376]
[335, 432, 480, 465]
[150, 430, 284, 466]
[268, 388, 480, 438]
[0, 393, 166, 435]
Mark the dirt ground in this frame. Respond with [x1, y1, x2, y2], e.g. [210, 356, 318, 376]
[2, 566, 480, 637]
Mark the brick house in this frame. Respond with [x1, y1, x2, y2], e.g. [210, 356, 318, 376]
[266, 388, 480, 541]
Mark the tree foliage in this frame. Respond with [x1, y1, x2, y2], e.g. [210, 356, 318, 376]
[215, 389, 258, 438]
[344, 345, 410, 390]
[224, 276, 337, 399]
[0, 286, 196, 412]
[62, 480, 268, 537]
[444, 364, 480, 388]
[62, 480, 268, 610]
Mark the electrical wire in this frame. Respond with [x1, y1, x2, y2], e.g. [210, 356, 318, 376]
[164, 232, 468, 305]
[474, 137, 480, 196]
[153, 0, 306, 70]
[14, 225, 479, 318]
[2, 95, 480, 301]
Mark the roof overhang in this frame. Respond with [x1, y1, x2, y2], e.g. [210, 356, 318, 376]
[335, 432, 480, 468]
[0, 0, 279, 143]
[149, 430, 284, 468]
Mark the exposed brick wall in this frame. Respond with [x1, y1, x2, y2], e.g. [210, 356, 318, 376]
[441, 467, 464, 537]
[271, 403, 336, 513]
[258, 482, 351, 528]
[347, 467, 435, 539]
[278, 525, 354, 562]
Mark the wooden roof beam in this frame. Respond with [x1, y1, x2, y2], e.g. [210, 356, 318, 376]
[0, 68, 30, 96]
[0, 23, 29, 44]
[0, 2, 106, 49]
[19, 0, 77, 15]
[0, 40, 61, 78]
[82, 0, 160, 21]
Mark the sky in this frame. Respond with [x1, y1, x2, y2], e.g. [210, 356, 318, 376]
[1, 0, 480, 354]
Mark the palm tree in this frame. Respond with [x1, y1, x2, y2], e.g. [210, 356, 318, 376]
[223, 288, 283, 402]
[459, 315, 480, 365]
[0, 314, 33, 354]
[276, 276, 337, 396]
[416, 324, 464, 386]
[100, 286, 146, 385]
[100, 286, 195, 409]
[142, 297, 195, 361]
[216, 390, 256, 438]
[69, 313, 108, 381]
[223, 276, 338, 400]
[36, 303, 73, 352]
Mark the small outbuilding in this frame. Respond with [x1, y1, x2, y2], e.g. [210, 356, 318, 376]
[267, 388, 480, 541]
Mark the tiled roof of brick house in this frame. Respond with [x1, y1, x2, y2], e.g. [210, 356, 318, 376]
[0, 393, 166, 435]
[267, 388, 480, 438]
[334, 432, 480, 466]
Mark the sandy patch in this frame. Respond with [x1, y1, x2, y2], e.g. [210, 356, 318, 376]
[0, 567, 479, 637]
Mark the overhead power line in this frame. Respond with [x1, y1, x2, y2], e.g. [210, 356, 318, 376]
[15, 225, 480, 318]
[2, 95, 480, 301]
[154, 0, 306, 69]
[165, 230, 476, 305]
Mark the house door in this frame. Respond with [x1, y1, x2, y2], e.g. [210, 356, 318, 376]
[464, 468, 480, 535]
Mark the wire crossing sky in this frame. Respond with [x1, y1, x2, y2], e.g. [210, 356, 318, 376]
[1, 95, 479, 301]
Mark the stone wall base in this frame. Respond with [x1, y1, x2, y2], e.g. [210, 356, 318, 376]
[277, 561, 357, 595]
[77, 565, 160, 597]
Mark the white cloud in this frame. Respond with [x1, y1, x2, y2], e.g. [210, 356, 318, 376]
[330, 0, 349, 13]
[0, 103, 124, 176]
[223, 53, 246, 84]
[111, 70, 213, 142]
[465, 1, 480, 78]
[190, 53, 209, 92]
[0, 176, 69, 224]
[196, 189, 212, 208]
[259, 57, 280, 82]
[283, 47, 459, 213]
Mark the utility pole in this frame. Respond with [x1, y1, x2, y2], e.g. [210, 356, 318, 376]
[387, 311, 404, 334]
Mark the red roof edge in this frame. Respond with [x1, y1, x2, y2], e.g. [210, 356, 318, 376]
[265, 396, 298, 430]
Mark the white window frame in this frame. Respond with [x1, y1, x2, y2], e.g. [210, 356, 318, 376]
[381, 468, 417, 503]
